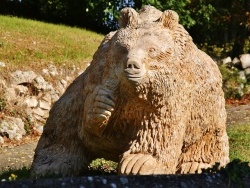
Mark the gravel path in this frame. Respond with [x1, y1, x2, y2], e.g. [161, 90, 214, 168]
[0, 136, 39, 172]
[226, 105, 250, 127]
[0, 105, 249, 172]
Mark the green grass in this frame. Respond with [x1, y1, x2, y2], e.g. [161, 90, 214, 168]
[0, 15, 103, 73]
[227, 123, 250, 162]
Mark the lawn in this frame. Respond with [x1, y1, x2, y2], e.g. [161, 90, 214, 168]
[227, 123, 250, 162]
[0, 15, 103, 74]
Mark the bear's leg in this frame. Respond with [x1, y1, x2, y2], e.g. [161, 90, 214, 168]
[118, 153, 168, 175]
[117, 120, 188, 175]
[31, 137, 90, 178]
[177, 131, 229, 174]
[84, 85, 117, 136]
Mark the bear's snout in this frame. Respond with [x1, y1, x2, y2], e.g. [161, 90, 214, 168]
[124, 49, 147, 82]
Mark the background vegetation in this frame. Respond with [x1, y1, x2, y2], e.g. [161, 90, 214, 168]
[0, 0, 249, 58]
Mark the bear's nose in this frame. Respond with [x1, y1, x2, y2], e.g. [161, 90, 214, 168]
[124, 58, 147, 81]
[125, 60, 143, 75]
[126, 60, 141, 70]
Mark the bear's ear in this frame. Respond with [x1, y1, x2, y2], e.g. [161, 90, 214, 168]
[118, 8, 139, 28]
[159, 10, 179, 30]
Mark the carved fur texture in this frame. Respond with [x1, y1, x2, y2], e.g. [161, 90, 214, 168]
[31, 6, 229, 177]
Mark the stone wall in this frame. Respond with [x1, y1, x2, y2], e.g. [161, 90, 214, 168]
[0, 64, 83, 143]
[221, 53, 250, 98]
[222, 54, 250, 71]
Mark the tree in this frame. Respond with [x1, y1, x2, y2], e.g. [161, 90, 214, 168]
[228, 0, 250, 57]
[21, 0, 42, 19]
[38, 0, 67, 23]
[132, 0, 195, 28]
[0, 0, 22, 16]
[84, 1, 121, 32]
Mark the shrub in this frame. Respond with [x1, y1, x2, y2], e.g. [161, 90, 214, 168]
[219, 65, 247, 99]
[88, 158, 117, 175]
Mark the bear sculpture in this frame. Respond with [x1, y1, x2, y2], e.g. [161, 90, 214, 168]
[31, 6, 229, 176]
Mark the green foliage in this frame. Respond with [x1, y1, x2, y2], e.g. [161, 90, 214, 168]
[24, 116, 32, 135]
[39, 0, 67, 20]
[243, 38, 250, 53]
[188, 0, 216, 28]
[194, 0, 249, 56]
[88, 158, 118, 175]
[162, 0, 196, 28]
[199, 43, 227, 58]
[135, 0, 195, 28]
[85, 1, 120, 31]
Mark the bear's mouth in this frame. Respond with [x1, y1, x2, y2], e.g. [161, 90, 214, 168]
[124, 69, 146, 82]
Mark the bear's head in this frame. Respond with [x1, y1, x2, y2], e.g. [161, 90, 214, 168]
[103, 6, 193, 103]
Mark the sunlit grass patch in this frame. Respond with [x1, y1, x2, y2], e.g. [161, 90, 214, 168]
[227, 123, 250, 162]
[0, 15, 103, 73]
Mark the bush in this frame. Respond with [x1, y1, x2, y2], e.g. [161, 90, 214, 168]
[219, 65, 248, 99]
[88, 158, 117, 175]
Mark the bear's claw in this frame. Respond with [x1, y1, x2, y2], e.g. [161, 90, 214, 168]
[118, 154, 161, 175]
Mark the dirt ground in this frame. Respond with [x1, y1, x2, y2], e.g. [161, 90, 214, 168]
[226, 104, 250, 127]
[0, 136, 39, 172]
[0, 104, 250, 172]
[0, 142, 38, 171]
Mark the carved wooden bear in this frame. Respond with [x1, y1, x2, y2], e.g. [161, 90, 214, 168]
[31, 6, 229, 177]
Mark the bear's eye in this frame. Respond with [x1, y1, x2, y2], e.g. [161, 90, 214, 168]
[148, 47, 158, 58]
[149, 47, 156, 53]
